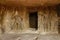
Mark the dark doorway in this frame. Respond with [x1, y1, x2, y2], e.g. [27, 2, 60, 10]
[56, 4, 60, 33]
[29, 12, 38, 30]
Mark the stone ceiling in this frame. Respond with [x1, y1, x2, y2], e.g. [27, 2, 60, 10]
[0, 0, 60, 7]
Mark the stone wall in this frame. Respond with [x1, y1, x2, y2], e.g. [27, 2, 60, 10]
[38, 7, 58, 34]
[0, 6, 59, 34]
[0, 7, 29, 33]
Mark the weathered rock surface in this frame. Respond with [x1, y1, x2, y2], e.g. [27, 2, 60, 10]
[0, 34, 60, 40]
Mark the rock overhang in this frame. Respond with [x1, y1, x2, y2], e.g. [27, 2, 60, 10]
[0, 0, 60, 7]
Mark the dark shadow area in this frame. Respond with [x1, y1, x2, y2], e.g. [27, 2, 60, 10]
[56, 4, 60, 33]
[29, 11, 38, 30]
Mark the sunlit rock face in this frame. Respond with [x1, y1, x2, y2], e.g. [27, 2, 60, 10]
[0, 7, 24, 33]
[0, 1, 60, 40]
[2, 9, 23, 33]
[0, 5, 59, 35]
[38, 8, 58, 34]
[0, 6, 30, 34]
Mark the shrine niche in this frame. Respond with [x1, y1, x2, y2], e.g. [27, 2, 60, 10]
[29, 11, 38, 30]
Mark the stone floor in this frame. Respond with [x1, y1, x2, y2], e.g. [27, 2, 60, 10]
[0, 33, 60, 40]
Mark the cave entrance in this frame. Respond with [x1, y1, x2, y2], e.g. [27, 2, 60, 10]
[29, 11, 38, 30]
[56, 4, 60, 33]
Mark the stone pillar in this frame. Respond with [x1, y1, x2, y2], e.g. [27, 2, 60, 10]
[38, 9, 45, 34]
[2, 9, 12, 33]
[50, 9, 58, 34]
[43, 9, 49, 32]
[21, 8, 29, 32]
